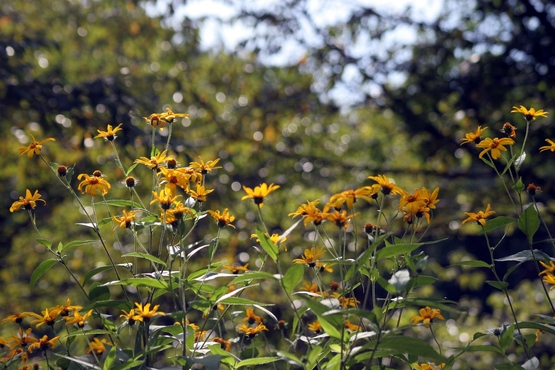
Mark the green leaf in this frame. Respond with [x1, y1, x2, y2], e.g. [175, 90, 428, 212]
[482, 216, 516, 234]
[30, 259, 58, 290]
[518, 205, 540, 244]
[486, 280, 509, 291]
[89, 283, 111, 302]
[255, 227, 278, 262]
[480, 156, 496, 170]
[450, 345, 503, 355]
[218, 297, 274, 306]
[103, 277, 169, 290]
[102, 347, 116, 370]
[375, 242, 423, 260]
[236, 357, 280, 368]
[103, 199, 143, 208]
[378, 336, 445, 363]
[83, 265, 121, 286]
[276, 351, 303, 366]
[512, 177, 525, 193]
[126, 163, 139, 176]
[499, 324, 514, 352]
[230, 271, 278, 284]
[36, 238, 52, 250]
[61, 239, 96, 253]
[495, 250, 551, 263]
[282, 264, 304, 295]
[122, 252, 167, 267]
[450, 260, 491, 268]
[517, 321, 555, 336]
[208, 237, 218, 261]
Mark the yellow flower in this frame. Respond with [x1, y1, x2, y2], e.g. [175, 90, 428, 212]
[133, 302, 165, 322]
[57, 298, 83, 316]
[213, 337, 231, 351]
[25, 307, 61, 328]
[87, 337, 108, 356]
[292, 246, 325, 268]
[144, 107, 188, 130]
[344, 320, 361, 332]
[368, 174, 404, 196]
[308, 321, 322, 333]
[289, 200, 327, 226]
[187, 184, 214, 202]
[242, 308, 263, 325]
[165, 202, 194, 225]
[476, 137, 515, 160]
[399, 189, 427, 215]
[413, 362, 445, 370]
[18, 134, 55, 158]
[328, 185, 380, 210]
[9, 189, 46, 212]
[94, 123, 123, 141]
[460, 126, 487, 145]
[112, 210, 136, 232]
[462, 203, 495, 227]
[64, 309, 93, 328]
[223, 263, 249, 274]
[236, 323, 268, 338]
[511, 105, 548, 121]
[151, 189, 182, 210]
[120, 308, 139, 326]
[1, 312, 31, 325]
[208, 208, 236, 228]
[241, 183, 280, 207]
[421, 187, 440, 210]
[539, 260, 555, 276]
[542, 272, 555, 290]
[323, 209, 359, 229]
[77, 173, 111, 196]
[539, 139, 555, 153]
[189, 157, 222, 174]
[410, 306, 444, 328]
[135, 150, 168, 170]
[27, 335, 60, 353]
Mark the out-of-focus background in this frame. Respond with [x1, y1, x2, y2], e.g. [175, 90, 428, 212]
[2, 0, 555, 365]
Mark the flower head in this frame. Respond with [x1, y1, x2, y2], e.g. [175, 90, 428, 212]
[189, 157, 222, 174]
[133, 302, 165, 322]
[112, 210, 137, 232]
[27, 335, 60, 353]
[241, 183, 280, 207]
[308, 321, 322, 333]
[242, 308, 263, 325]
[539, 139, 555, 153]
[511, 105, 548, 121]
[462, 204, 495, 227]
[460, 126, 487, 145]
[476, 137, 515, 160]
[289, 200, 327, 226]
[368, 175, 404, 196]
[324, 209, 359, 229]
[292, 246, 326, 268]
[413, 363, 445, 370]
[151, 189, 181, 210]
[213, 337, 231, 351]
[223, 263, 249, 274]
[18, 134, 55, 158]
[208, 208, 236, 228]
[187, 184, 214, 203]
[94, 123, 123, 141]
[144, 107, 188, 130]
[135, 150, 168, 170]
[10, 189, 46, 212]
[328, 186, 380, 210]
[77, 173, 111, 196]
[237, 323, 268, 338]
[64, 309, 93, 328]
[25, 307, 61, 328]
[410, 306, 444, 328]
[87, 337, 108, 356]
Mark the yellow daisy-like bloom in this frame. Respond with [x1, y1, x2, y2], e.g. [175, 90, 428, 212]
[476, 137, 515, 160]
[25, 307, 61, 328]
[324, 209, 359, 229]
[460, 126, 487, 145]
[241, 183, 280, 207]
[242, 307, 263, 325]
[368, 174, 404, 196]
[151, 189, 181, 210]
[462, 203, 495, 227]
[112, 210, 136, 232]
[328, 185, 380, 210]
[399, 189, 427, 215]
[120, 308, 139, 326]
[344, 320, 361, 332]
[9, 189, 46, 212]
[134, 150, 168, 170]
[511, 105, 549, 121]
[187, 184, 214, 203]
[144, 107, 188, 130]
[421, 187, 440, 210]
[18, 134, 56, 158]
[410, 306, 445, 328]
[77, 173, 111, 196]
[208, 208, 236, 228]
[539, 139, 555, 153]
[413, 362, 445, 370]
[57, 298, 83, 316]
[289, 200, 328, 226]
[251, 232, 287, 250]
[539, 260, 555, 276]
[542, 272, 555, 290]
[94, 123, 123, 141]
[189, 157, 222, 174]
[213, 337, 231, 351]
[133, 302, 165, 322]
[64, 309, 93, 328]
[223, 263, 249, 274]
[87, 337, 108, 356]
[308, 321, 322, 333]
[1, 312, 31, 325]
[292, 246, 326, 268]
[165, 202, 194, 225]
[27, 335, 60, 353]
[236, 323, 268, 338]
